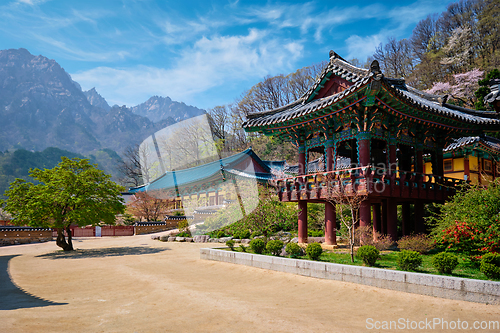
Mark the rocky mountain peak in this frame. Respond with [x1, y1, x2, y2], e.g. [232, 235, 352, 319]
[131, 95, 205, 123]
[84, 87, 111, 111]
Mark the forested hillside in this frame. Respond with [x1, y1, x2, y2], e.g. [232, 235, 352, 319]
[205, 0, 499, 163]
[0, 147, 122, 199]
[371, 0, 499, 109]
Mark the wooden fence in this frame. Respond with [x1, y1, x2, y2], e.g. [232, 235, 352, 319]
[52, 225, 134, 237]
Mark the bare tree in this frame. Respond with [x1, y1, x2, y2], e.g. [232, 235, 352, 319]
[410, 14, 440, 61]
[236, 61, 327, 116]
[127, 191, 174, 222]
[374, 38, 416, 79]
[325, 172, 368, 262]
[208, 105, 229, 144]
[117, 144, 144, 188]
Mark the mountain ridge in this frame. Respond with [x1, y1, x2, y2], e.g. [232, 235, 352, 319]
[0, 48, 205, 157]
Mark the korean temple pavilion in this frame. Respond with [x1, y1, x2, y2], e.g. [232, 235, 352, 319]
[129, 147, 273, 212]
[243, 51, 500, 244]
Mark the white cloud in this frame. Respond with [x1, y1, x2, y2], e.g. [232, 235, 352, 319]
[1, 0, 450, 108]
[345, 34, 383, 61]
[72, 29, 304, 107]
[32, 34, 131, 62]
[15, 0, 47, 5]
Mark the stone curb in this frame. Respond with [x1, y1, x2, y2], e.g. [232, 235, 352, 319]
[200, 248, 500, 305]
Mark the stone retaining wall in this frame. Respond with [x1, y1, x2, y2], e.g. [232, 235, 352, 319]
[135, 224, 170, 235]
[200, 248, 500, 305]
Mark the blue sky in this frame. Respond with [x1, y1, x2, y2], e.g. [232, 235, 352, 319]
[0, 0, 452, 110]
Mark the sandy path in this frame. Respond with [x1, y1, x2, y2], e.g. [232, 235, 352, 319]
[0, 236, 498, 333]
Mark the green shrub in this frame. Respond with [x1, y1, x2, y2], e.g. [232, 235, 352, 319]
[217, 230, 226, 238]
[266, 240, 284, 256]
[308, 229, 324, 237]
[250, 231, 262, 238]
[233, 229, 251, 239]
[239, 244, 247, 252]
[177, 219, 191, 237]
[356, 245, 379, 267]
[480, 253, 500, 280]
[249, 238, 265, 254]
[429, 178, 500, 258]
[432, 252, 459, 274]
[226, 240, 235, 251]
[177, 219, 189, 230]
[397, 250, 422, 271]
[173, 210, 185, 216]
[285, 242, 302, 258]
[305, 243, 323, 260]
[397, 234, 434, 254]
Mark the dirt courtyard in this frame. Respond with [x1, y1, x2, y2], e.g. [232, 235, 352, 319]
[0, 235, 499, 333]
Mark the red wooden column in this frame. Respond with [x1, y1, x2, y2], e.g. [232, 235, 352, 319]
[402, 202, 411, 235]
[299, 146, 306, 175]
[325, 202, 336, 245]
[298, 201, 308, 243]
[435, 149, 444, 177]
[389, 140, 397, 174]
[381, 200, 387, 235]
[464, 157, 470, 181]
[326, 145, 334, 172]
[360, 201, 371, 227]
[387, 199, 398, 241]
[372, 203, 381, 234]
[325, 135, 336, 245]
[414, 146, 424, 234]
[358, 133, 371, 227]
[298, 143, 308, 243]
[414, 202, 424, 233]
[416, 149, 424, 173]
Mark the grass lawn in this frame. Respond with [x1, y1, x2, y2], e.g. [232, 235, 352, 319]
[227, 246, 492, 281]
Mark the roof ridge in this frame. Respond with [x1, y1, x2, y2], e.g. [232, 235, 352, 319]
[245, 98, 305, 119]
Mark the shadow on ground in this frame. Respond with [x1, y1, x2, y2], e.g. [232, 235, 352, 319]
[36, 246, 169, 260]
[0, 255, 67, 310]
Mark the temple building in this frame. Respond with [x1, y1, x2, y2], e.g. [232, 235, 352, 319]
[243, 51, 500, 244]
[128, 148, 273, 216]
[434, 135, 500, 184]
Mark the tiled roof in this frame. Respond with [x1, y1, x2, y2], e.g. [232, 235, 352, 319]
[262, 160, 287, 170]
[443, 136, 500, 152]
[244, 76, 371, 128]
[243, 52, 500, 129]
[302, 51, 370, 102]
[385, 80, 499, 125]
[128, 148, 271, 193]
[484, 79, 500, 104]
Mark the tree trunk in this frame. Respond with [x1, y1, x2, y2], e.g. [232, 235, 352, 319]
[55, 227, 74, 251]
[350, 227, 355, 262]
[65, 226, 74, 251]
[350, 210, 357, 262]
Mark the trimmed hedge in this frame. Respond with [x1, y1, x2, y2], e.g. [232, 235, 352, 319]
[432, 252, 459, 274]
[249, 238, 265, 254]
[356, 245, 379, 267]
[306, 243, 323, 260]
[266, 240, 284, 256]
[480, 253, 500, 280]
[285, 243, 302, 258]
[397, 250, 422, 271]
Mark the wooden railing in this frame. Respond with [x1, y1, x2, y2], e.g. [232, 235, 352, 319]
[275, 166, 465, 202]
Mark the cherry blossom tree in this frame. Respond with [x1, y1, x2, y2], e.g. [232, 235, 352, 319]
[426, 68, 484, 107]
